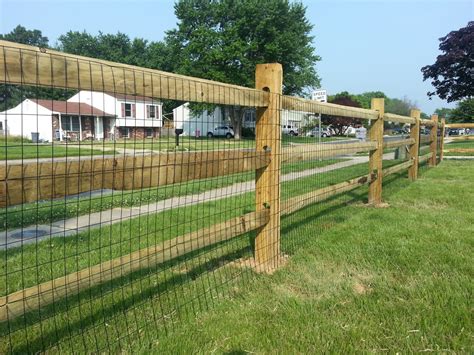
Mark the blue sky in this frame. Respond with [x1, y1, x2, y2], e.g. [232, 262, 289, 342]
[1, 0, 472, 113]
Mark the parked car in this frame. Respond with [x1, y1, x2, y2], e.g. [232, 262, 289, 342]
[448, 128, 465, 136]
[420, 128, 431, 135]
[282, 125, 299, 136]
[305, 127, 332, 138]
[390, 127, 408, 135]
[207, 125, 234, 138]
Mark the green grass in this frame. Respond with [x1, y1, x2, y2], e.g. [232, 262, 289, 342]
[444, 140, 474, 156]
[142, 160, 472, 353]
[0, 143, 116, 160]
[0, 159, 344, 230]
[4, 159, 468, 353]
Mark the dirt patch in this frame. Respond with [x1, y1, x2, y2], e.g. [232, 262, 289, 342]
[353, 281, 372, 295]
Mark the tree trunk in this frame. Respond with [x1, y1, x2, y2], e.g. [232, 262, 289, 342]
[229, 106, 243, 139]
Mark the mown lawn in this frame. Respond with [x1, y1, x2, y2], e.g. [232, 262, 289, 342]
[144, 160, 472, 353]
[444, 139, 474, 156]
[0, 143, 116, 160]
[0, 158, 344, 230]
[3, 160, 471, 353]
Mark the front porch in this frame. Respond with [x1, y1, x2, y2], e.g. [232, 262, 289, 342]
[53, 114, 115, 141]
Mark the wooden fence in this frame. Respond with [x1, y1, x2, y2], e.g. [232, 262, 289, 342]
[0, 39, 450, 326]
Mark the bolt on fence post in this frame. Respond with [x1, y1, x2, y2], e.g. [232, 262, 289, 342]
[368, 98, 384, 205]
[429, 114, 438, 166]
[408, 109, 421, 181]
[439, 118, 446, 162]
[255, 63, 283, 271]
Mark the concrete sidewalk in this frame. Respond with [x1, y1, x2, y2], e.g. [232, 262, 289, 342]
[1, 155, 376, 249]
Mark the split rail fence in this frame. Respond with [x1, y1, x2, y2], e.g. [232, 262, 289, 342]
[0, 40, 448, 352]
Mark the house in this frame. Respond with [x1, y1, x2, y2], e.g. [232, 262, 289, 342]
[0, 91, 164, 141]
[0, 98, 115, 142]
[173, 102, 312, 136]
[67, 91, 163, 139]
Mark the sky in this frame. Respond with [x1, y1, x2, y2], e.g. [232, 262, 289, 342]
[0, 0, 472, 114]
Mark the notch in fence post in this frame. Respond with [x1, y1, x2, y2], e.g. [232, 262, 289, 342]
[254, 63, 283, 271]
[368, 98, 384, 206]
[440, 118, 446, 162]
[429, 114, 438, 166]
[408, 109, 421, 180]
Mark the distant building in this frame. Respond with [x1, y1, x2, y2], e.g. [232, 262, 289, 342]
[0, 91, 163, 141]
[173, 102, 312, 136]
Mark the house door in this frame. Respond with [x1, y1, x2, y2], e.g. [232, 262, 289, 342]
[95, 117, 104, 139]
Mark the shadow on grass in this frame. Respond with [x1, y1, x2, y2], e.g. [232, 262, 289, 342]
[2, 172, 412, 353]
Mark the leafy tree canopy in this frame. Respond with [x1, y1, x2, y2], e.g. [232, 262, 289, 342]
[449, 99, 474, 123]
[0, 25, 49, 47]
[421, 22, 474, 102]
[166, 0, 320, 95]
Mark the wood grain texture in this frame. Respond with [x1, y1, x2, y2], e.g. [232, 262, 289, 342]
[0, 40, 268, 107]
[0, 149, 270, 207]
[255, 63, 283, 270]
[440, 118, 446, 161]
[445, 123, 474, 129]
[281, 141, 376, 163]
[368, 98, 384, 205]
[408, 110, 421, 181]
[383, 113, 416, 124]
[383, 138, 415, 149]
[382, 160, 414, 177]
[429, 115, 438, 166]
[281, 174, 372, 215]
[0, 210, 269, 322]
[281, 96, 378, 121]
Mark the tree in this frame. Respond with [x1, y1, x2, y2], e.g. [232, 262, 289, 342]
[449, 99, 474, 123]
[322, 92, 362, 136]
[421, 22, 474, 102]
[165, 0, 321, 138]
[0, 26, 72, 111]
[434, 107, 453, 121]
[0, 25, 49, 47]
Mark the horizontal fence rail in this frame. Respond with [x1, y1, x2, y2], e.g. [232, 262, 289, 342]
[1, 149, 270, 206]
[0, 39, 459, 352]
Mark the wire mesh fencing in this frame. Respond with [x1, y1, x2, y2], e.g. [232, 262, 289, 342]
[0, 40, 442, 352]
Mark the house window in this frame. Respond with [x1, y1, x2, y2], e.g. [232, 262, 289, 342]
[147, 105, 156, 119]
[124, 103, 132, 117]
[61, 116, 80, 131]
[244, 111, 254, 123]
[145, 128, 154, 138]
[119, 127, 130, 138]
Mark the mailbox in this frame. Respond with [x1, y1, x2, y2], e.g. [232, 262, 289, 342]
[175, 128, 184, 146]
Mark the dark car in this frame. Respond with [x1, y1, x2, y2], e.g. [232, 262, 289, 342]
[391, 128, 408, 135]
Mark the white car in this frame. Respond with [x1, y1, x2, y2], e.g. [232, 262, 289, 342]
[306, 127, 332, 138]
[282, 125, 299, 136]
[207, 125, 234, 138]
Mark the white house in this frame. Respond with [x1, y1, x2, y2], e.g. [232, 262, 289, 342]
[0, 98, 115, 142]
[173, 102, 312, 137]
[67, 91, 163, 139]
[0, 91, 164, 142]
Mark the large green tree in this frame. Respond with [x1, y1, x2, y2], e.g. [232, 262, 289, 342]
[0, 25, 49, 47]
[0, 26, 72, 111]
[449, 99, 474, 123]
[165, 0, 321, 138]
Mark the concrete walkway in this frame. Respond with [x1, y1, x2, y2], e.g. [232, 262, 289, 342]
[1, 156, 373, 249]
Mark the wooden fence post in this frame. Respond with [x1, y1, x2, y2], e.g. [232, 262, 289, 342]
[440, 118, 446, 162]
[368, 98, 384, 205]
[255, 63, 283, 270]
[429, 114, 438, 166]
[408, 109, 420, 180]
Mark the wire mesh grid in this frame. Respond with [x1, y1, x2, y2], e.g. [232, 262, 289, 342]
[0, 42, 439, 352]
